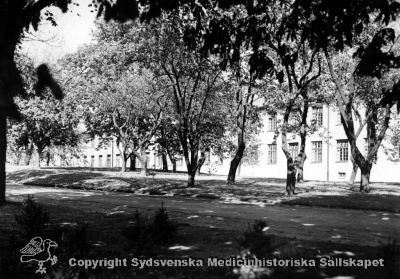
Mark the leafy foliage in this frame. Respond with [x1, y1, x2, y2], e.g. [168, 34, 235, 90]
[238, 220, 273, 257]
[379, 238, 400, 277]
[122, 205, 177, 255]
[14, 195, 50, 239]
[61, 21, 165, 170]
[152, 203, 178, 245]
[7, 54, 80, 166]
[287, 0, 400, 51]
[60, 223, 91, 258]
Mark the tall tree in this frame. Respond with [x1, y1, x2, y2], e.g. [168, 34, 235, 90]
[184, 4, 278, 184]
[61, 39, 165, 175]
[288, 0, 400, 191]
[135, 12, 229, 187]
[155, 118, 183, 173]
[9, 94, 80, 167]
[182, 0, 325, 194]
[0, 0, 70, 204]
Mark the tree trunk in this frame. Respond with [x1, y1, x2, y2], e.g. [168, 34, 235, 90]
[139, 148, 147, 176]
[172, 160, 177, 173]
[15, 151, 22, 165]
[297, 98, 309, 183]
[348, 157, 358, 187]
[227, 79, 248, 184]
[227, 141, 245, 184]
[360, 164, 372, 193]
[197, 150, 206, 175]
[0, 114, 6, 205]
[24, 144, 33, 166]
[37, 149, 42, 168]
[286, 157, 296, 195]
[45, 151, 51, 167]
[282, 100, 296, 195]
[140, 159, 147, 176]
[162, 151, 168, 172]
[129, 155, 136, 171]
[296, 153, 306, 182]
[188, 169, 196, 187]
[121, 154, 127, 172]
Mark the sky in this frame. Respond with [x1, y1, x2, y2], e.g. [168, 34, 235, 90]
[21, 0, 97, 65]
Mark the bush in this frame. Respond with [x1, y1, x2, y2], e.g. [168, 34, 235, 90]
[122, 204, 177, 255]
[14, 195, 50, 239]
[379, 238, 400, 278]
[238, 220, 273, 258]
[61, 222, 91, 258]
[0, 197, 52, 279]
[152, 203, 177, 245]
[122, 211, 152, 254]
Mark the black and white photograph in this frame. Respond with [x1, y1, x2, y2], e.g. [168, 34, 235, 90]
[1, 0, 400, 278]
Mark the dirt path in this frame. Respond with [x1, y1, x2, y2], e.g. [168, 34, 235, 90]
[6, 184, 400, 247]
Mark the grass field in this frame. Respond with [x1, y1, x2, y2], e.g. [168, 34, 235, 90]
[1, 199, 398, 279]
[6, 167, 400, 212]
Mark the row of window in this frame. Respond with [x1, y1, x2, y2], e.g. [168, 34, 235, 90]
[82, 153, 188, 168]
[267, 107, 324, 131]
[245, 139, 352, 165]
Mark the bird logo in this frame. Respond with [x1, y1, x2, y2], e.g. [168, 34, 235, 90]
[20, 237, 58, 274]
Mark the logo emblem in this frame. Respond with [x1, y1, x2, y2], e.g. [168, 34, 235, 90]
[20, 237, 58, 274]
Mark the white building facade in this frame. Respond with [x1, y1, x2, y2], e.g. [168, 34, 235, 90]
[75, 105, 400, 182]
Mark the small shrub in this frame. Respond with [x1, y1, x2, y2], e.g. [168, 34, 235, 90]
[122, 204, 177, 255]
[62, 222, 91, 258]
[238, 220, 273, 257]
[152, 203, 177, 245]
[14, 195, 50, 239]
[122, 211, 153, 255]
[379, 238, 400, 278]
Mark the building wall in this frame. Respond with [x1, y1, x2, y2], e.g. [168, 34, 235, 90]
[228, 105, 400, 182]
[75, 105, 400, 182]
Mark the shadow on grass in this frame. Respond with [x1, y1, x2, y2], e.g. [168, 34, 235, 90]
[282, 194, 400, 213]
[7, 170, 105, 187]
[6, 170, 58, 183]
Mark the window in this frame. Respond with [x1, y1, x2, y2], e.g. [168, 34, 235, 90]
[146, 152, 151, 168]
[267, 144, 277, 164]
[244, 145, 260, 165]
[215, 155, 223, 166]
[205, 151, 211, 166]
[289, 143, 299, 160]
[115, 154, 120, 167]
[98, 155, 103, 167]
[155, 154, 162, 168]
[90, 156, 95, 167]
[364, 138, 368, 155]
[338, 172, 346, 179]
[106, 155, 112, 168]
[337, 140, 349, 162]
[311, 141, 322, 163]
[177, 157, 183, 166]
[398, 145, 400, 159]
[268, 115, 277, 131]
[312, 107, 323, 126]
[337, 111, 342, 125]
[364, 138, 378, 163]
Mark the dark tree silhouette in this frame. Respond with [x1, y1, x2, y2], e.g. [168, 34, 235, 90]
[287, 0, 400, 192]
[0, 0, 73, 205]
